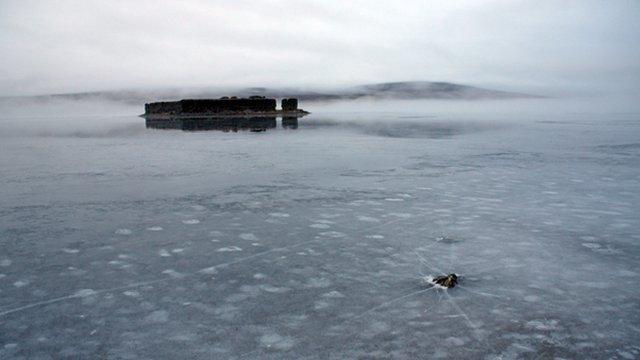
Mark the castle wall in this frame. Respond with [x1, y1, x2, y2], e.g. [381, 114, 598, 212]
[145, 101, 183, 114]
[180, 99, 276, 113]
[281, 98, 298, 111]
[145, 98, 280, 114]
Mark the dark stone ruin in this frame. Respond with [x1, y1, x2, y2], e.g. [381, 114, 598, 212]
[281, 98, 298, 111]
[432, 274, 458, 288]
[143, 96, 307, 132]
[145, 98, 277, 115]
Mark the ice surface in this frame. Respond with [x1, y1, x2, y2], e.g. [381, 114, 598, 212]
[0, 99, 639, 358]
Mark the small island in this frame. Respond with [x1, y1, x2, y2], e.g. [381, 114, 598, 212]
[143, 96, 306, 131]
[142, 96, 308, 119]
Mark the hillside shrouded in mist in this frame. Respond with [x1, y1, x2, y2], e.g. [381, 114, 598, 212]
[0, 81, 539, 106]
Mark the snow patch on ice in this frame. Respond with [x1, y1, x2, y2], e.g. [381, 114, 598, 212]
[582, 242, 601, 249]
[618, 351, 635, 359]
[389, 212, 412, 218]
[366, 235, 385, 239]
[214, 304, 239, 320]
[269, 212, 290, 218]
[73, 289, 97, 297]
[525, 319, 559, 331]
[319, 213, 341, 219]
[319, 231, 346, 238]
[322, 290, 346, 298]
[259, 333, 295, 351]
[445, 337, 465, 346]
[305, 277, 331, 288]
[314, 300, 331, 310]
[239, 233, 258, 241]
[217, 246, 242, 252]
[13, 280, 29, 288]
[363, 321, 390, 338]
[262, 285, 290, 293]
[199, 266, 218, 275]
[145, 310, 169, 323]
[123, 290, 140, 297]
[162, 269, 185, 278]
[314, 219, 335, 224]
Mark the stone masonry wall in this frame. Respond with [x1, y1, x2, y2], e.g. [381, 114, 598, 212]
[281, 98, 298, 111]
[145, 99, 277, 115]
[145, 101, 183, 114]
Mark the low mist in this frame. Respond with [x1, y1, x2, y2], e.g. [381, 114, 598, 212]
[1, 93, 637, 139]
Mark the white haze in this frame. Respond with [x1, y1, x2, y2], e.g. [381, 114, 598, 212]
[0, 96, 637, 140]
[1, 0, 639, 97]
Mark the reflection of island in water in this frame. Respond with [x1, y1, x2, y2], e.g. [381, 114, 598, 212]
[146, 116, 298, 132]
[143, 97, 305, 132]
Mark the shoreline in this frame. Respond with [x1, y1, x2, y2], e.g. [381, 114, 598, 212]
[140, 109, 309, 119]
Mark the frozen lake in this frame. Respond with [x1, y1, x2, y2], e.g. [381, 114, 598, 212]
[1, 99, 639, 359]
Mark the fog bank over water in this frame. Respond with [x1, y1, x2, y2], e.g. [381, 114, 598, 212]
[0, 95, 637, 137]
[4, 95, 640, 118]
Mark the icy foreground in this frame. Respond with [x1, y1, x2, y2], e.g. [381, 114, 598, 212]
[1, 101, 639, 359]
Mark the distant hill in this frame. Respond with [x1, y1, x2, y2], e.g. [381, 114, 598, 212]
[352, 81, 537, 100]
[2, 81, 541, 105]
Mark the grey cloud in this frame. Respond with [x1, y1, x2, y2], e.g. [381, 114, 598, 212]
[0, 0, 639, 96]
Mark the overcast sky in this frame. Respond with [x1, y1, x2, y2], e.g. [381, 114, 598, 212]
[1, 0, 639, 96]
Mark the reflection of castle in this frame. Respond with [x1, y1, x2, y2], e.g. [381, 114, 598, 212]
[145, 117, 300, 132]
[282, 117, 298, 129]
[143, 97, 305, 132]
